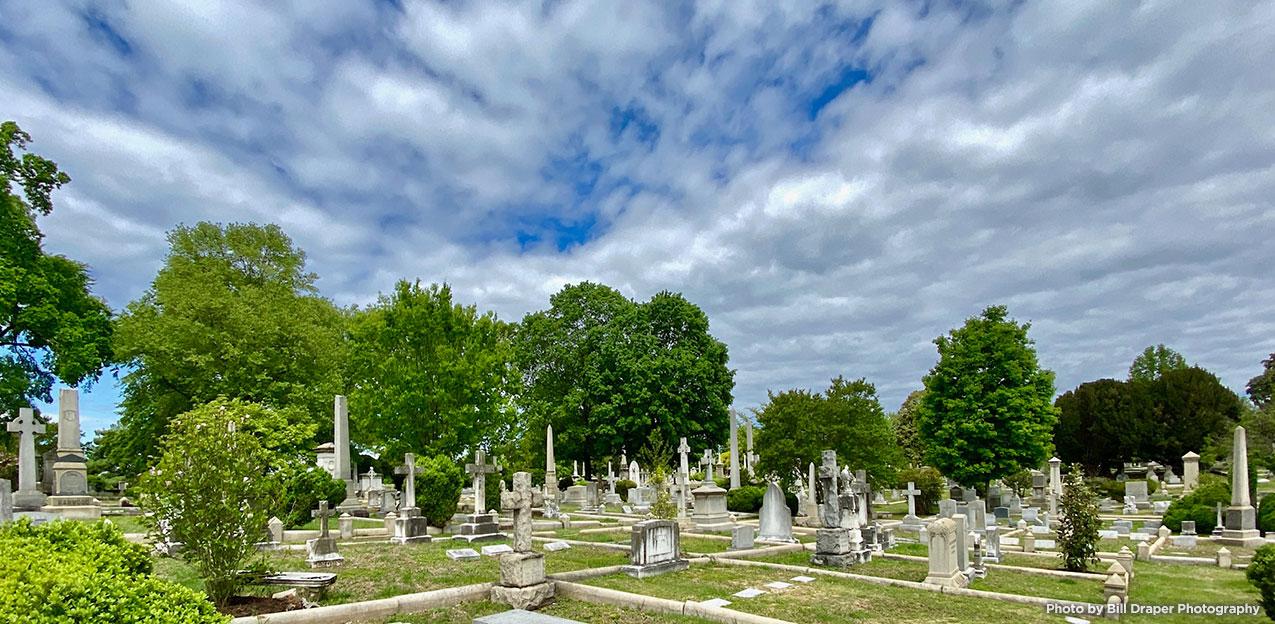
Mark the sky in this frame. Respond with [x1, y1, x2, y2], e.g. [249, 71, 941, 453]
[3, 1, 1274, 439]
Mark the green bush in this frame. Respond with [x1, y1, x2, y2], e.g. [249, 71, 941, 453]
[616, 479, 637, 500]
[714, 475, 730, 489]
[275, 460, 347, 529]
[1260, 494, 1275, 535]
[784, 489, 799, 516]
[1163, 478, 1230, 533]
[557, 476, 574, 492]
[897, 466, 943, 515]
[1057, 466, 1101, 572]
[416, 454, 465, 527]
[1088, 477, 1123, 500]
[727, 485, 766, 512]
[1247, 544, 1275, 619]
[0, 518, 227, 623]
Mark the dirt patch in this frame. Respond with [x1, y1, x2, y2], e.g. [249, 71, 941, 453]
[220, 593, 305, 617]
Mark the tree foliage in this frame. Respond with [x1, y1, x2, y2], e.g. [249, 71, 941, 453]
[514, 283, 733, 477]
[892, 389, 926, 466]
[917, 305, 1057, 489]
[1054, 379, 1150, 474]
[99, 222, 345, 476]
[0, 121, 113, 417]
[1128, 344, 1188, 382]
[1248, 352, 1275, 410]
[137, 399, 282, 607]
[414, 453, 465, 528]
[755, 376, 902, 487]
[346, 281, 518, 461]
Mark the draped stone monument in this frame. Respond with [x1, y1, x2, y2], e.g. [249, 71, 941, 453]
[758, 481, 796, 543]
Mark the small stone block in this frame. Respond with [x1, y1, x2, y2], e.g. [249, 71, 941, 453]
[446, 548, 481, 561]
[543, 541, 571, 552]
[699, 598, 732, 608]
[474, 609, 584, 624]
[482, 544, 515, 556]
[732, 588, 766, 598]
[1035, 539, 1057, 549]
[764, 581, 792, 589]
[790, 575, 816, 583]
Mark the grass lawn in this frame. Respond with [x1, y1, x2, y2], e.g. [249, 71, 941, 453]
[154, 538, 628, 606]
[379, 598, 714, 623]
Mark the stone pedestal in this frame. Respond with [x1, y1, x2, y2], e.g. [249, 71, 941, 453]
[561, 485, 587, 507]
[690, 483, 733, 533]
[43, 494, 101, 520]
[811, 527, 871, 566]
[490, 551, 555, 610]
[1217, 506, 1264, 547]
[454, 512, 504, 543]
[622, 519, 689, 578]
[391, 508, 432, 544]
[306, 536, 344, 568]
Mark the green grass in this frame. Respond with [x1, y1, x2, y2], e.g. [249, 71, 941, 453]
[379, 599, 714, 623]
[71, 515, 149, 534]
[1121, 559, 1264, 623]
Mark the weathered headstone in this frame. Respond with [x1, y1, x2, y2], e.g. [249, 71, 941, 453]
[1048, 457, 1062, 498]
[267, 516, 284, 544]
[677, 437, 691, 518]
[491, 471, 553, 610]
[1218, 426, 1263, 546]
[622, 519, 688, 578]
[305, 502, 343, 567]
[391, 453, 431, 544]
[1182, 451, 1200, 492]
[339, 513, 354, 539]
[938, 499, 957, 518]
[1125, 481, 1149, 506]
[952, 513, 969, 571]
[543, 424, 559, 518]
[0, 479, 12, 524]
[983, 524, 1001, 563]
[803, 462, 819, 521]
[6, 408, 46, 509]
[758, 481, 796, 543]
[730, 525, 755, 550]
[923, 518, 966, 588]
[811, 450, 870, 566]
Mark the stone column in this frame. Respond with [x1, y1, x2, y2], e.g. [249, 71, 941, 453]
[729, 409, 740, 489]
[1182, 451, 1200, 492]
[1048, 457, 1062, 496]
[1218, 426, 1263, 547]
[334, 396, 361, 512]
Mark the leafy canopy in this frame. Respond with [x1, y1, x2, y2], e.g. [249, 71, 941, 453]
[892, 389, 926, 467]
[1248, 352, 1275, 409]
[1128, 343, 1188, 382]
[917, 305, 1057, 489]
[0, 121, 113, 417]
[98, 222, 345, 476]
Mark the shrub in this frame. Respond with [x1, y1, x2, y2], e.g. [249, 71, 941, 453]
[1088, 477, 1123, 500]
[1260, 494, 1275, 535]
[784, 489, 799, 516]
[727, 485, 766, 512]
[557, 476, 574, 492]
[138, 399, 280, 607]
[1163, 477, 1230, 533]
[416, 454, 465, 527]
[648, 466, 677, 519]
[0, 518, 226, 623]
[616, 479, 637, 500]
[274, 460, 347, 529]
[1057, 466, 1101, 572]
[897, 466, 943, 515]
[714, 475, 730, 489]
[1248, 544, 1275, 619]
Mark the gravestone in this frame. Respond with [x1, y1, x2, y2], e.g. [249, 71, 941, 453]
[544, 541, 570, 552]
[938, 499, 957, 518]
[1031, 470, 1047, 501]
[447, 548, 481, 561]
[953, 513, 969, 571]
[332, 396, 362, 513]
[1021, 507, 1038, 524]
[900, 481, 924, 530]
[474, 611, 584, 624]
[491, 472, 554, 610]
[622, 519, 689, 578]
[267, 516, 284, 544]
[923, 518, 966, 588]
[603, 464, 622, 506]
[43, 389, 100, 519]
[456, 451, 504, 542]
[690, 455, 732, 532]
[482, 544, 515, 556]
[1182, 451, 1200, 492]
[5, 408, 46, 510]
[391, 453, 431, 544]
[1218, 426, 1264, 547]
[993, 506, 1009, 520]
[561, 485, 587, 506]
[305, 502, 343, 568]
[729, 409, 740, 489]
[1181, 520, 1196, 535]
[0, 479, 11, 524]
[811, 450, 870, 567]
[677, 437, 691, 518]
[802, 462, 819, 522]
[339, 513, 354, 539]
[758, 481, 796, 543]
[543, 425, 559, 519]
[730, 525, 755, 550]
[1125, 481, 1149, 507]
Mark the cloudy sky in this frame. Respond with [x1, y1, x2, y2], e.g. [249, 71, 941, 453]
[4, 1, 1273, 436]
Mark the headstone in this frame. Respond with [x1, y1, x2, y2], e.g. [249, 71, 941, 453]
[1031, 470, 1047, 501]
[900, 481, 924, 529]
[1125, 481, 1149, 505]
[339, 513, 354, 539]
[758, 481, 796, 542]
[811, 450, 870, 567]
[993, 506, 1009, 520]
[391, 453, 431, 544]
[1164, 468, 1181, 485]
[1123, 495, 1138, 515]
[953, 513, 969, 570]
[622, 519, 689, 578]
[456, 450, 504, 543]
[1173, 535, 1197, 548]
[983, 524, 1001, 563]
[1182, 451, 1200, 492]
[1153, 501, 1170, 514]
[1113, 520, 1131, 535]
[729, 409, 740, 489]
[5, 408, 47, 509]
[1181, 520, 1196, 535]
[1021, 507, 1038, 524]
[922, 518, 966, 588]
[1007, 492, 1022, 515]
[42, 390, 99, 519]
[491, 471, 554, 610]
[332, 396, 361, 512]
[938, 499, 957, 518]
[0, 479, 12, 524]
[628, 460, 641, 486]
[447, 548, 481, 561]
[1218, 426, 1263, 547]
[305, 502, 343, 567]
[803, 463, 819, 520]
[562, 485, 587, 506]
[1048, 457, 1062, 498]
[730, 525, 755, 550]
[482, 544, 514, 556]
[1035, 539, 1057, 549]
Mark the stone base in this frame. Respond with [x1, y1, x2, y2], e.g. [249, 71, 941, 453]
[306, 552, 345, 568]
[1216, 529, 1265, 548]
[811, 550, 872, 567]
[692, 513, 734, 533]
[391, 515, 432, 544]
[812, 527, 871, 567]
[13, 491, 46, 511]
[500, 552, 546, 587]
[491, 582, 555, 611]
[452, 532, 506, 543]
[43, 496, 101, 520]
[923, 570, 968, 588]
[621, 558, 689, 578]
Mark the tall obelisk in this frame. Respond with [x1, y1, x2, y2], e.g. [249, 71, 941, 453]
[1217, 425, 1263, 547]
[43, 388, 99, 519]
[334, 395, 362, 513]
[729, 409, 740, 489]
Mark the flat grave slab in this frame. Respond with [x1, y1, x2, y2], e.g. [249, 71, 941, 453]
[700, 598, 732, 608]
[446, 548, 480, 561]
[791, 575, 816, 583]
[765, 581, 793, 590]
[474, 609, 584, 624]
[1098, 530, 1118, 539]
[481, 544, 514, 556]
[733, 588, 766, 598]
[1035, 539, 1057, 549]
[543, 541, 571, 552]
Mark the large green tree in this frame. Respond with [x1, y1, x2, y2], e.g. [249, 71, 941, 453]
[892, 389, 926, 467]
[917, 305, 1058, 489]
[96, 222, 345, 476]
[1128, 344, 1188, 382]
[345, 280, 518, 461]
[0, 121, 113, 418]
[1054, 378, 1151, 474]
[515, 283, 733, 477]
[1140, 366, 1242, 467]
[755, 377, 902, 487]
[1248, 352, 1275, 410]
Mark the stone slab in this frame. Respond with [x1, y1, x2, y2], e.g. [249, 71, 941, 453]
[732, 588, 766, 598]
[699, 598, 732, 608]
[1098, 530, 1118, 539]
[791, 575, 815, 583]
[543, 541, 571, 552]
[474, 609, 583, 624]
[447, 548, 481, 561]
[482, 544, 515, 556]
[765, 581, 792, 590]
[1035, 539, 1057, 549]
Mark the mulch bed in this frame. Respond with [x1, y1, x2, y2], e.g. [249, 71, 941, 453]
[220, 593, 306, 617]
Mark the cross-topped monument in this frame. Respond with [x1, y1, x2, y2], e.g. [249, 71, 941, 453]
[390, 452, 431, 544]
[501, 472, 544, 552]
[306, 500, 344, 567]
[466, 450, 500, 513]
[818, 451, 841, 527]
[901, 481, 923, 529]
[492, 471, 553, 609]
[394, 453, 423, 511]
[313, 500, 335, 538]
[6, 408, 46, 509]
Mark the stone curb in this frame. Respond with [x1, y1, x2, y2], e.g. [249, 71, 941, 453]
[556, 581, 795, 624]
[228, 582, 492, 624]
[880, 553, 1107, 581]
[530, 535, 629, 551]
[548, 565, 629, 581]
[708, 543, 807, 559]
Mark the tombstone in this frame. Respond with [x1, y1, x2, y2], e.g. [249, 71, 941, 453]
[622, 519, 689, 578]
[602, 464, 621, 506]
[758, 481, 796, 543]
[1030, 470, 1047, 501]
[581, 482, 601, 512]
[1153, 500, 1170, 514]
[691, 458, 732, 533]
[331, 396, 362, 513]
[339, 513, 354, 539]
[1125, 481, 1149, 507]
[391, 453, 431, 544]
[729, 409, 741, 489]
[676, 438, 691, 518]
[803, 462, 819, 521]
[1182, 451, 1200, 492]
[948, 485, 964, 501]
[965, 499, 987, 531]
[993, 506, 1010, 520]
[1214, 502, 1225, 537]
[543, 425, 559, 518]
[561, 485, 587, 506]
[1181, 520, 1196, 535]
[1218, 426, 1264, 547]
[1021, 507, 1038, 524]
[482, 544, 514, 557]
[42, 390, 99, 519]
[730, 525, 756, 550]
[628, 460, 641, 487]
[952, 513, 969, 571]
[811, 450, 870, 567]
[456, 451, 503, 543]
[922, 518, 966, 588]
[938, 499, 957, 518]
[1113, 520, 1132, 535]
[305, 502, 343, 567]
[491, 472, 553, 610]
[380, 489, 400, 515]
[447, 548, 481, 561]
[6, 408, 47, 509]
[0, 479, 12, 524]
[900, 481, 924, 530]
[544, 541, 571, 552]
[1048, 457, 1062, 498]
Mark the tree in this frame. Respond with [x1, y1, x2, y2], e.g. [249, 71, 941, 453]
[137, 399, 281, 607]
[1056, 466, 1100, 572]
[98, 222, 345, 476]
[1128, 344, 1187, 382]
[1138, 366, 1242, 467]
[1053, 379, 1151, 474]
[892, 389, 926, 466]
[755, 377, 902, 487]
[1248, 353, 1275, 409]
[345, 281, 518, 461]
[414, 454, 465, 528]
[917, 305, 1058, 489]
[0, 121, 113, 418]
[515, 283, 733, 477]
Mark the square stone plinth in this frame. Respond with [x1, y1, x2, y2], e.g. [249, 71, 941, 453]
[621, 558, 689, 579]
[815, 527, 852, 554]
[491, 582, 555, 611]
[500, 552, 546, 588]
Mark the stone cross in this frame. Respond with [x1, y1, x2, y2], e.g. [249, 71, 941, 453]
[466, 450, 500, 511]
[501, 472, 543, 552]
[6, 408, 45, 495]
[606, 463, 618, 494]
[904, 481, 921, 517]
[851, 469, 873, 521]
[818, 450, 840, 527]
[313, 501, 335, 538]
[678, 437, 690, 483]
[394, 453, 424, 510]
[700, 449, 714, 482]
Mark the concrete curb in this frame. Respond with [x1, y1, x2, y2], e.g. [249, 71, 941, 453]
[228, 582, 492, 624]
[530, 535, 629, 551]
[879, 553, 1106, 581]
[556, 581, 795, 624]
